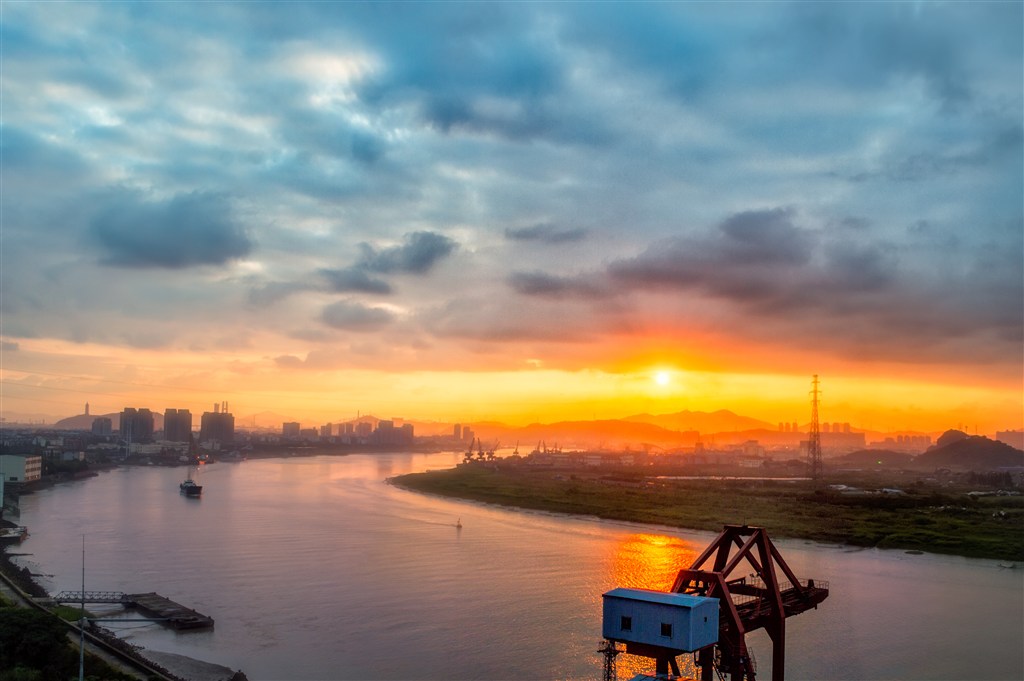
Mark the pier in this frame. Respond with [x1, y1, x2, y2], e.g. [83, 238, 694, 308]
[53, 590, 214, 629]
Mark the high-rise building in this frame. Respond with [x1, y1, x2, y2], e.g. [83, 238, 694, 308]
[120, 408, 155, 443]
[200, 408, 235, 444]
[454, 424, 462, 440]
[164, 408, 193, 442]
[91, 417, 112, 436]
[282, 422, 300, 438]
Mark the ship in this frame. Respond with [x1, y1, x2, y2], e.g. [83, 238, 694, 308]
[179, 476, 203, 497]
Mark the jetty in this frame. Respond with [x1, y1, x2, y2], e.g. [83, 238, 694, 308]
[53, 590, 214, 629]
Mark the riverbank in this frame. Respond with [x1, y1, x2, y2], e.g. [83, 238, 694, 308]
[392, 465, 1024, 561]
[0, 518, 246, 681]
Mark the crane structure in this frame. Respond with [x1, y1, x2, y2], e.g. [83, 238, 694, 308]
[602, 525, 828, 681]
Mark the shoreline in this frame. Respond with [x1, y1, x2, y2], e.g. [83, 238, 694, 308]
[390, 465, 1024, 562]
[0, 518, 245, 681]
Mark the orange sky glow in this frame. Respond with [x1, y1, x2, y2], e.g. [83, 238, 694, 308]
[1, 335, 1019, 436]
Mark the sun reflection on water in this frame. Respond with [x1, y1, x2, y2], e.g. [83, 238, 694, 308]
[607, 533, 703, 679]
[611, 532, 699, 591]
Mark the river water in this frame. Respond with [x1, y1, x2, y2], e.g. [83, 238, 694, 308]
[11, 453, 1023, 680]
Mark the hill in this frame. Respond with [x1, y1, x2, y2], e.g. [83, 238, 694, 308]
[915, 431, 1024, 470]
[622, 409, 773, 434]
[53, 412, 136, 430]
[831, 449, 916, 468]
[470, 419, 700, 451]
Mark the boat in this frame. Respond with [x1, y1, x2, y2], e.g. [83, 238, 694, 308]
[456, 518, 462, 529]
[179, 476, 202, 497]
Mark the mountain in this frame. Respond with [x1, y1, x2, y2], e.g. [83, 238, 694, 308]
[237, 411, 300, 430]
[623, 409, 774, 434]
[469, 419, 701, 451]
[915, 431, 1024, 470]
[52, 412, 171, 431]
[832, 449, 917, 468]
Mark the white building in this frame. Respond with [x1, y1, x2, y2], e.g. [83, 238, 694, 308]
[0, 454, 43, 483]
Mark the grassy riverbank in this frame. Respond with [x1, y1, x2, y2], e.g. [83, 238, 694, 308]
[392, 465, 1024, 561]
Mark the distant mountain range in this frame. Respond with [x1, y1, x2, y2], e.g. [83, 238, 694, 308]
[31, 411, 1024, 468]
[622, 409, 774, 433]
[833, 431, 1023, 471]
[915, 430, 1024, 469]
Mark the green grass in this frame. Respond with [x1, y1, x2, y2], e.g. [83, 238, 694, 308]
[393, 466, 1024, 561]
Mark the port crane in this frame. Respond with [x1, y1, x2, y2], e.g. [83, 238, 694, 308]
[601, 525, 829, 681]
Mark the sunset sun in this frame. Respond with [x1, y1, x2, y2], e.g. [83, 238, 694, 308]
[654, 371, 671, 386]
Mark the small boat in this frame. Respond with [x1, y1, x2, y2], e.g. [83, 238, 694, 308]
[180, 477, 203, 497]
[456, 518, 462, 529]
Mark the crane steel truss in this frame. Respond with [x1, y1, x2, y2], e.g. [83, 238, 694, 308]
[670, 525, 829, 681]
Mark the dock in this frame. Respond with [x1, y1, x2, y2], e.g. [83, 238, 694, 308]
[53, 590, 214, 630]
[127, 592, 215, 629]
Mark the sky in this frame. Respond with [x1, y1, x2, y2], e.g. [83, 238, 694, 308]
[1, 1, 1021, 434]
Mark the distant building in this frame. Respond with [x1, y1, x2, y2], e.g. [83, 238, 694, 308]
[120, 408, 155, 443]
[374, 420, 414, 446]
[91, 417, 113, 436]
[320, 423, 334, 438]
[164, 408, 193, 442]
[355, 422, 373, 438]
[282, 422, 300, 438]
[453, 423, 462, 440]
[0, 453, 42, 483]
[200, 409, 235, 444]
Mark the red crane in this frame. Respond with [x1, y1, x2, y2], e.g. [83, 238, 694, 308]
[603, 524, 829, 681]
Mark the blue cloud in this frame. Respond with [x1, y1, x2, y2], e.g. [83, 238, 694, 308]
[90, 192, 254, 268]
[357, 232, 457, 274]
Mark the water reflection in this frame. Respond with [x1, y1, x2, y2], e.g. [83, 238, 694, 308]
[608, 533, 702, 679]
[611, 533, 699, 591]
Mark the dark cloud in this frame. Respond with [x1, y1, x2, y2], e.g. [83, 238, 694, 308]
[820, 242, 898, 293]
[358, 231, 457, 274]
[321, 300, 394, 331]
[1, 340, 20, 352]
[609, 209, 814, 294]
[318, 267, 392, 294]
[247, 282, 310, 308]
[90, 192, 253, 268]
[717, 208, 813, 265]
[508, 271, 610, 299]
[505, 223, 588, 244]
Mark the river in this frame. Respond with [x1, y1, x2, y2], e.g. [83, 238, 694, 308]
[10, 452, 1023, 680]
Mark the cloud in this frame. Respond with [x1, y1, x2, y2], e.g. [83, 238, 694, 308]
[609, 208, 815, 295]
[505, 223, 588, 244]
[318, 267, 392, 294]
[357, 231, 457, 274]
[1, 340, 20, 352]
[321, 300, 394, 331]
[90, 192, 254, 268]
[508, 271, 610, 299]
[248, 281, 311, 308]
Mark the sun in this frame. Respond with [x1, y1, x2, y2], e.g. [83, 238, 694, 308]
[654, 370, 671, 386]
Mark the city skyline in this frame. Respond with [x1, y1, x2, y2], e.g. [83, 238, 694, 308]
[2, 3, 1021, 434]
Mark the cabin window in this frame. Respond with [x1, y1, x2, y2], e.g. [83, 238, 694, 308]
[661, 622, 672, 637]
[620, 616, 632, 632]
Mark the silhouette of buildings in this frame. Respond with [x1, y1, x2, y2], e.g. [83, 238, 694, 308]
[200, 402, 234, 445]
[164, 408, 193, 442]
[120, 408, 154, 443]
[91, 417, 112, 436]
